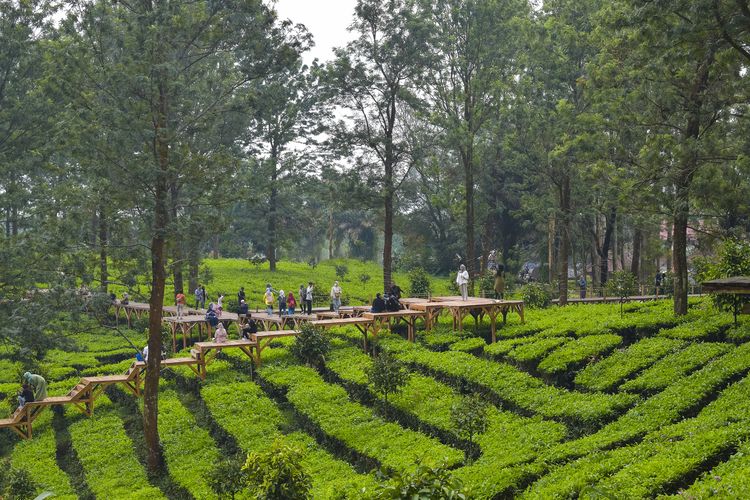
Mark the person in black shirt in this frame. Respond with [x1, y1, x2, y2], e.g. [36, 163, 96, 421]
[371, 293, 386, 313]
[389, 282, 402, 300]
[238, 287, 246, 303]
[238, 300, 249, 315]
[242, 315, 258, 339]
[386, 294, 401, 312]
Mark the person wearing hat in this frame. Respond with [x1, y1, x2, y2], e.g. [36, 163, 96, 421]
[22, 372, 47, 401]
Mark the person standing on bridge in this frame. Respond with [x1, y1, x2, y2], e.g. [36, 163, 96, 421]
[456, 264, 470, 301]
[175, 290, 186, 318]
[330, 281, 342, 312]
[494, 265, 505, 300]
[22, 372, 47, 401]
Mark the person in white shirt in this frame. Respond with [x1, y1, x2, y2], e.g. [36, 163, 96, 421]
[456, 264, 470, 301]
[330, 281, 343, 312]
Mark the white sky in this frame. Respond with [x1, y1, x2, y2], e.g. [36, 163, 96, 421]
[271, 0, 358, 64]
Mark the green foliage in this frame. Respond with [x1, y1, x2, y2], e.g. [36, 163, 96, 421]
[370, 462, 468, 499]
[408, 267, 432, 297]
[451, 395, 489, 459]
[335, 264, 349, 281]
[537, 334, 623, 375]
[289, 323, 330, 368]
[243, 438, 312, 500]
[605, 271, 639, 316]
[697, 239, 750, 323]
[520, 283, 554, 309]
[359, 273, 372, 285]
[366, 350, 409, 404]
[449, 337, 486, 354]
[476, 271, 496, 295]
[5, 466, 37, 500]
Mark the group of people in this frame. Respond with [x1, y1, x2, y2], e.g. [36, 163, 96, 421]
[260, 282, 315, 317]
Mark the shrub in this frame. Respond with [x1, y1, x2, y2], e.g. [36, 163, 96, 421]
[451, 395, 489, 462]
[243, 438, 312, 500]
[366, 350, 409, 405]
[370, 462, 468, 499]
[208, 455, 247, 500]
[335, 265, 349, 281]
[521, 283, 554, 309]
[408, 267, 432, 297]
[605, 271, 639, 316]
[359, 273, 371, 285]
[449, 337, 486, 355]
[5, 467, 37, 500]
[476, 271, 496, 296]
[289, 323, 330, 368]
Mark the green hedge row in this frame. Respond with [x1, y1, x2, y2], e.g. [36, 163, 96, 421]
[10, 411, 77, 499]
[260, 363, 464, 472]
[507, 337, 570, 364]
[544, 342, 750, 463]
[673, 440, 750, 498]
[620, 342, 732, 393]
[537, 334, 623, 375]
[157, 387, 220, 499]
[66, 396, 165, 499]
[657, 313, 734, 340]
[525, 368, 750, 497]
[381, 337, 637, 429]
[200, 361, 378, 498]
[574, 337, 685, 392]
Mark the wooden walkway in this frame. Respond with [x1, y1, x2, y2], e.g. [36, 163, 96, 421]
[550, 294, 701, 305]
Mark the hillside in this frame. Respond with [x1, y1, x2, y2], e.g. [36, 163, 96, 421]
[2, 298, 750, 498]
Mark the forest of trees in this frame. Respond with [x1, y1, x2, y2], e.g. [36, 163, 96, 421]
[4, 0, 750, 472]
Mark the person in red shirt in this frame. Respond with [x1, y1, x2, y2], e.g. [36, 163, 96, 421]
[176, 291, 186, 318]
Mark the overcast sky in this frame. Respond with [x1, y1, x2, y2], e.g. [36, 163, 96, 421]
[271, 0, 358, 64]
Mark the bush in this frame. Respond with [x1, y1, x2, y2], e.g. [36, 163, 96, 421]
[451, 395, 489, 462]
[208, 455, 247, 500]
[408, 267, 432, 297]
[335, 265, 349, 281]
[477, 271, 496, 296]
[370, 461, 468, 499]
[289, 323, 330, 368]
[243, 438, 312, 500]
[5, 467, 37, 500]
[366, 350, 409, 405]
[521, 282, 554, 309]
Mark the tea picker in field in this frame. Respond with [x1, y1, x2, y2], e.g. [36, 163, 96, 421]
[22, 372, 47, 401]
[456, 264, 470, 301]
[330, 281, 342, 312]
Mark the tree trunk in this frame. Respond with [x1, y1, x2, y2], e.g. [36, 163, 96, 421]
[383, 170, 393, 293]
[188, 245, 199, 294]
[144, 77, 169, 475]
[612, 221, 619, 271]
[267, 155, 278, 272]
[631, 226, 641, 281]
[170, 184, 184, 293]
[464, 150, 476, 295]
[598, 207, 616, 287]
[328, 210, 334, 260]
[591, 215, 600, 292]
[558, 175, 570, 305]
[548, 216, 555, 284]
[98, 202, 108, 293]
[665, 222, 673, 272]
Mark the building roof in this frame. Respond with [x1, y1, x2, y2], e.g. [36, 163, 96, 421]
[702, 277, 750, 294]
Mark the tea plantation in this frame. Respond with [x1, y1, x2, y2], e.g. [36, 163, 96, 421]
[3, 297, 750, 498]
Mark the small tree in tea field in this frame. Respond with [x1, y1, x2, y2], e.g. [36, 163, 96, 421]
[243, 438, 312, 500]
[366, 349, 409, 406]
[289, 323, 330, 368]
[451, 394, 488, 463]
